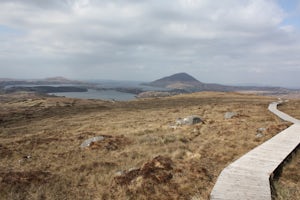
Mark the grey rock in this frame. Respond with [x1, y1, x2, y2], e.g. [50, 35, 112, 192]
[18, 155, 32, 164]
[176, 118, 184, 125]
[169, 125, 178, 130]
[257, 127, 266, 132]
[177, 115, 203, 125]
[80, 136, 105, 148]
[224, 112, 237, 119]
[115, 170, 124, 176]
[128, 167, 139, 172]
[256, 133, 264, 138]
[23, 155, 31, 159]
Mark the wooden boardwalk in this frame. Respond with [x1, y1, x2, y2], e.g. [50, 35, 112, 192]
[210, 101, 300, 200]
[268, 101, 300, 124]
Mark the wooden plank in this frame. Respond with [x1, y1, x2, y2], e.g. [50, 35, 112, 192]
[210, 102, 300, 200]
[268, 102, 300, 124]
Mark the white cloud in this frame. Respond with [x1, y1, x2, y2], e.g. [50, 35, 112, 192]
[0, 0, 299, 87]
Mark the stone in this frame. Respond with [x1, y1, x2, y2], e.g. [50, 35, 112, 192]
[186, 151, 201, 160]
[256, 133, 264, 138]
[224, 112, 237, 119]
[176, 115, 203, 125]
[115, 171, 125, 176]
[176, 118, 184, 125]
[128, 167, 139, 172]
[18, 155, 32, 164]
[23, 155, 31, 159]
[169, 125, 178, 130]
[80, 136, 105, 148]
[257, 127, 266, 132]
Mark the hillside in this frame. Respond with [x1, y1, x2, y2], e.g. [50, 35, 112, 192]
[144, 73, 239, 91]
[143, 73, 295, 94]
[145, 73, 203, 89]
[6, 86, 88, 93]
[0, 77, 84, 87]
[42, 76, 82, 84]
[0, 91, 298, 199]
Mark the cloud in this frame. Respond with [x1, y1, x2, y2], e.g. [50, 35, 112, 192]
[0, 0, 300, 87]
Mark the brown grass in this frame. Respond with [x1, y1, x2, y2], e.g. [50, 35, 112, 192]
[272, 150, 300, 200]
[0, 91, 294, 199]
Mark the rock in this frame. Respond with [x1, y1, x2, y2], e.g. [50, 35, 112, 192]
[23, 155, 31, 159]
[176, 118, 184, 125]
[128, 167, 139, 172]
[186, 151, 201, 160]
[256, 128, 266, 138]
[224, 112, 237, 119]
[256, 133, 264, 138]
[115, 171, 125, 176]
[18, 155, 32, 164]
[169, 125, 178, 130]
[80, 136, 105, 148]
[176, 115, 203, 125]
[257, 127, 266, 132]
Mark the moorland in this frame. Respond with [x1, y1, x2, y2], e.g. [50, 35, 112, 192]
[0, 91, 299, 199]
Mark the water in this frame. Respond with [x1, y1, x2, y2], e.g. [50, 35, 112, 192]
[4, 80, 167, 101]
[50, 89, 136, 101]
[92, 80, 169, 91]
[49, 81, 169, 101]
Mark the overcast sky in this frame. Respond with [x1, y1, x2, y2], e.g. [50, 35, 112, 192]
[0, 0, 300, 87]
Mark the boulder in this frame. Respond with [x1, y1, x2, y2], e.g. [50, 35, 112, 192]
[256, 133, 264, 138]
[80, 136, 105, 148]
[257, 127, 266, 133]
[224, 112, 237, 119]
[176, 115, 203, 125]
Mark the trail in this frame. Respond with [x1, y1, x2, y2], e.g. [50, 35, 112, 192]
[210, 100, 300, 200]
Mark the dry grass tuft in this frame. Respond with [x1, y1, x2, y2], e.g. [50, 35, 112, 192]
[114, 155, 173, 185]
[272, 150, 300, 200]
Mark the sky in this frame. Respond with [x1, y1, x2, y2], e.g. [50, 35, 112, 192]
[0, 0, 300, 88]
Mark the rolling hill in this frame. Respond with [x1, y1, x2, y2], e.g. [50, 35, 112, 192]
[146, 73, 202, 89]
[144, 72, 292, 93]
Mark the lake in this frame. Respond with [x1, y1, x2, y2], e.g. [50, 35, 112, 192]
[4, 80, 167, 101]
[49, 80, 169, 101]
[49, 89, 137, 101]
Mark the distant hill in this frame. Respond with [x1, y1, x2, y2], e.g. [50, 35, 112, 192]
[143, 72, 293, 93]
[144, 72, 235, 91]
[43, 77, 76, 83]
[6, 86, 88, 93]
[144, 73, 203, 89]
[0, 77, 83, 86]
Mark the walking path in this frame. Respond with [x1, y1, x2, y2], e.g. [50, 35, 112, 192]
[268, 101, 300, 124]
[210, 101, 300, 200]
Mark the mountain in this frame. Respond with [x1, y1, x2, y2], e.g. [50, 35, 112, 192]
[145, 73, 203, 89]
[144, 72, 234, 91]
[143, 72, 292, 93]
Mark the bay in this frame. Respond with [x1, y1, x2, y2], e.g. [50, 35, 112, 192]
[49, 89, 136, 101]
